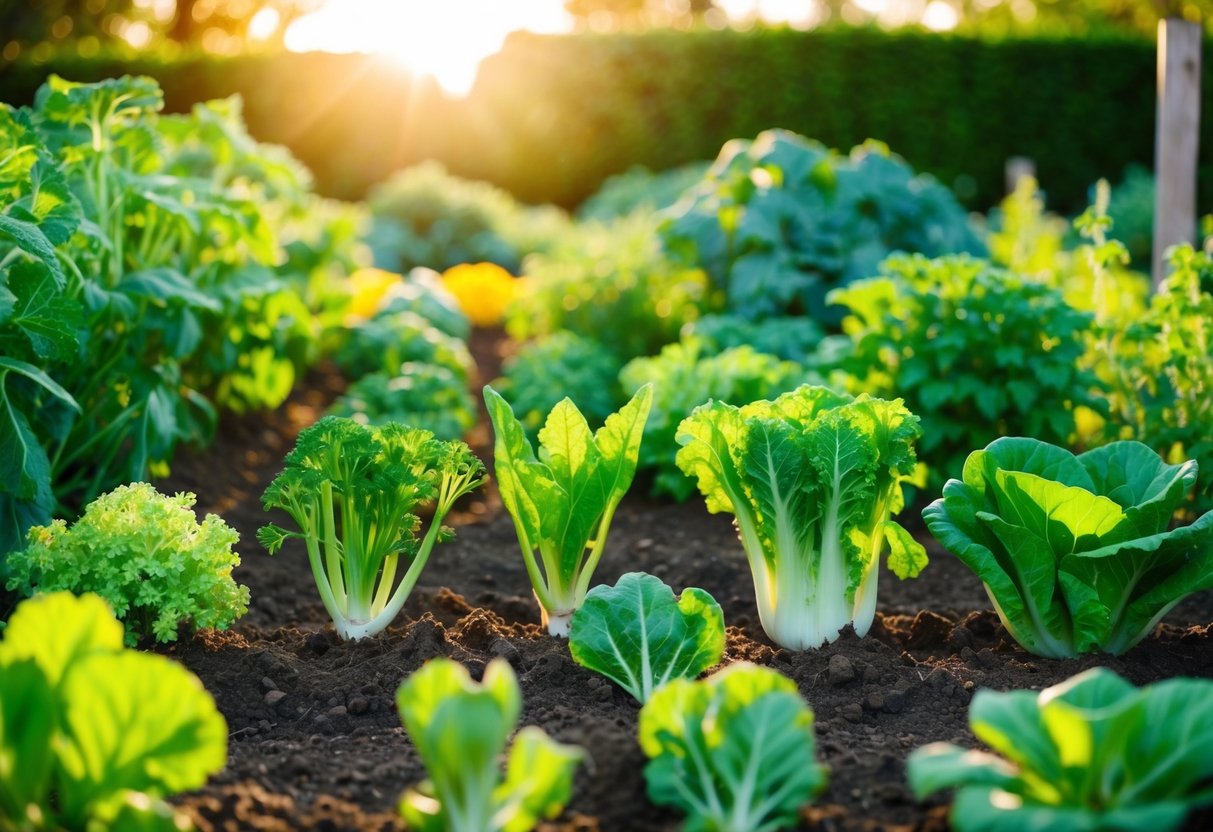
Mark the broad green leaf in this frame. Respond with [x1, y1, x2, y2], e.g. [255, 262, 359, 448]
[495, 727, 582, 832]
[569, 572, 725, 702]
[536, 398, 607, 578]
[592, 382, 652, 508]
[1078, 442, 1196, 533]
[0, 214, 63, 286]
[0, 591, 123, 685]
[885, 521, 928, 579]
[87, 791, 193, 832]
[906, 743, 1017, 799]
[56, 650, 227, 823]
[990, 470, 1125, 554]
[3, 261, 82, 361]
[0, 659, 56, 820]
[484, 386, 545, 556]
[967, 438, 1094, 495]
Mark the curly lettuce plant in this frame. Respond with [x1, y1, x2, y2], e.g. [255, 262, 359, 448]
[259, 416, 486, 640]
[397, 658, 582, 832]
[484, 383, 652, 635]
[329, 363, 477, 440]
[908, 667, 1213, 832]
[0, 591, 227, 830]
[569, 572, 725, 703]
[7, 482, 248, 645]
[676, 386, 927, 650]
[639, 662, 827, 831]
[923, 438, 1213, 657]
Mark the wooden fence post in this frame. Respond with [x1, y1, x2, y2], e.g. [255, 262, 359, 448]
[1153, 18, 1202, 287]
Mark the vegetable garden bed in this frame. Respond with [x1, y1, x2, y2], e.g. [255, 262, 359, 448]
[152, 335, 1213, 832]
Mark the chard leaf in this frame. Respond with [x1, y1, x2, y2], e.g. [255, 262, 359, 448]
[0, 659, 57, 819]
[537, 398, 607, 579]
[592, 382, 652, 509]
[495, 727, 583, 832]
[907, 744, 1018, 799]
[967, 437, 1094, 494]
[1078, 442, 1196, 533]
[485, 385, 553, 561]
[0, 592, 124, 685]
[569, 572, 724, 703]
[885, 521, 928, 579]
[991, 470, 1126, 554]
[0, 214, 63, 287]
[3, 261, 82, 362]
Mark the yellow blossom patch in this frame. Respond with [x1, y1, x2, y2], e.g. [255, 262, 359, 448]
[441, 262, 517, 327]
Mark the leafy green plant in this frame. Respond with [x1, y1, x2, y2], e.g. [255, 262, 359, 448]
[484, 384, 652, 635]
[6, 482, 248, 645]
[831, 253, 1103, 489]
[568, 571, 725, 703]
[334, 309, 473, 383]
[908, 667, 1213, 832]
[923, 437, 1213, 657]
[397, 658, 582, 832]
[258, 416, 486, 640]
[376, 269, 472, 340]
[638, 662, 827, 832]
[494, 332, 625, 440]
[660, 130, 982, 324]
[507, 214, 707, 363]
[676, 385, 927, 650]
[683, 313, 825, 363]
[329, 363, 477, 440]
[620, 338, 809, 500]
[576, 161, 710, 222]
[0, 591, 227, 830]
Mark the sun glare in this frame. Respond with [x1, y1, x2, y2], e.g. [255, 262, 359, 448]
[285, 0, 573, 96]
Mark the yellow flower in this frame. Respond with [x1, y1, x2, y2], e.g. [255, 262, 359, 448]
[346, 268, 403, 322]
[441, 262, 517, 327]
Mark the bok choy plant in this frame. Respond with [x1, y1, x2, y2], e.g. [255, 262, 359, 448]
[484, 384, 652, 635]
[397, 658, 582, 832]
[923, 438, 1213, 657]
[258, 416, 485, 640]
[908, 667, 1213, 832]
[676, 385, 927, 650]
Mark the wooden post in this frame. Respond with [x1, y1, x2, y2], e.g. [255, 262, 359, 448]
[1004, 156, 1036, 194]
[1153, 19, 1201, 287]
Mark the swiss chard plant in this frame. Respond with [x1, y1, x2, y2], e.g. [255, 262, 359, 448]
[659, 129, 982, 324]
[639, 662, 827, 832]
[0, 591, 227, 830]
[908, 667, 1213, 832]
[397, 658, 582, 832]
[568, 571, 725, 703]
[676, 385, 927, 650]
[923, 437, 1213, 657]
[620, 337, 809, 500]
[830, 253, 1104, 489]
[258, 416, 486, 640]
[7, 482, 249, 645]
[484, 383, 652, 635]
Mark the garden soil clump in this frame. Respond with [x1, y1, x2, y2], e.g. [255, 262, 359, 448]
[162, 336, 1213, 832]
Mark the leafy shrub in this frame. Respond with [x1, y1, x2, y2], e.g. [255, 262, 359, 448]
[334, 309, 473, 383]
[366, 160, 569, 274]
[576, 160, 711, 222]
[494, 332, 625, 440]
[259, 417, 485, 640]
[660, 130, 983, 325]
[397, 658, 582, 832]
[682, 312, 826, 363]
[831, 253, 1103, 488]
[639, 663, 827, 831]
[0, 591, 227, 829]
[1106, 165, 1156, 268]
[677, 386, 926, 650]
[569, 572, 724, 703]
[909, 667, 1213, 832]
[923, 438, 1213, 657]
[7, 483, 249, 644]
[507, 214, 707, 363]
[328, 363, 477, 440]
[619, 338, 808, 500]
[485, 384, 652, 635]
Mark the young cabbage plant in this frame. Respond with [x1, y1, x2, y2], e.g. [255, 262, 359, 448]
[908, 667, 1213, 832]
[639, 662, 827, 832]
[923, 438, 1213, 657]
[0, 592, 227, 830]
[676, 385, 927, 650]
[569, 571, 725, 703]
[397, 658, 582, 832]
[484, 383, 652, 635]
[258, 416, 486, 640]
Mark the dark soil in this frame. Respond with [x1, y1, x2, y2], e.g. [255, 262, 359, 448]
[158, 330, 1213, 832]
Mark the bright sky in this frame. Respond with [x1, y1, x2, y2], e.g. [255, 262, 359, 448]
[284, 1, 961, 96]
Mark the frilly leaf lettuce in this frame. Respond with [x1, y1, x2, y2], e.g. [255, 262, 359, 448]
[485, 383, 652, 635]
[638, 662, 826, 831]
[923, 437, 1213, 657]
[908, 667, 1213, 832]
[675, 385, 926, 649]
[569, 571, 725, 702]
[0, 592, 226, 830]
[397, 658, 582, 832]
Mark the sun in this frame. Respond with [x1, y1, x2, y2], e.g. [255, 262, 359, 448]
[284, 0, 573, 96]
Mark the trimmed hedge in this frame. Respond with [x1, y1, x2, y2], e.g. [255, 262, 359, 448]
[3, 27, 1206, 211]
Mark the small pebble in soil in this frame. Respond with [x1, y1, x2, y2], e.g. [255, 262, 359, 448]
[348, 697, 369, 715]
[260, 677, 278, 692]
[883, 691, 906, 713]
[840, 703, 863, 723]
[264, 690, 287, 706]
[827, 655, 856, 686]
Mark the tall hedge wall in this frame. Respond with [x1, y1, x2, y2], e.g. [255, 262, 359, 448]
[3, 27, 1207, 212]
